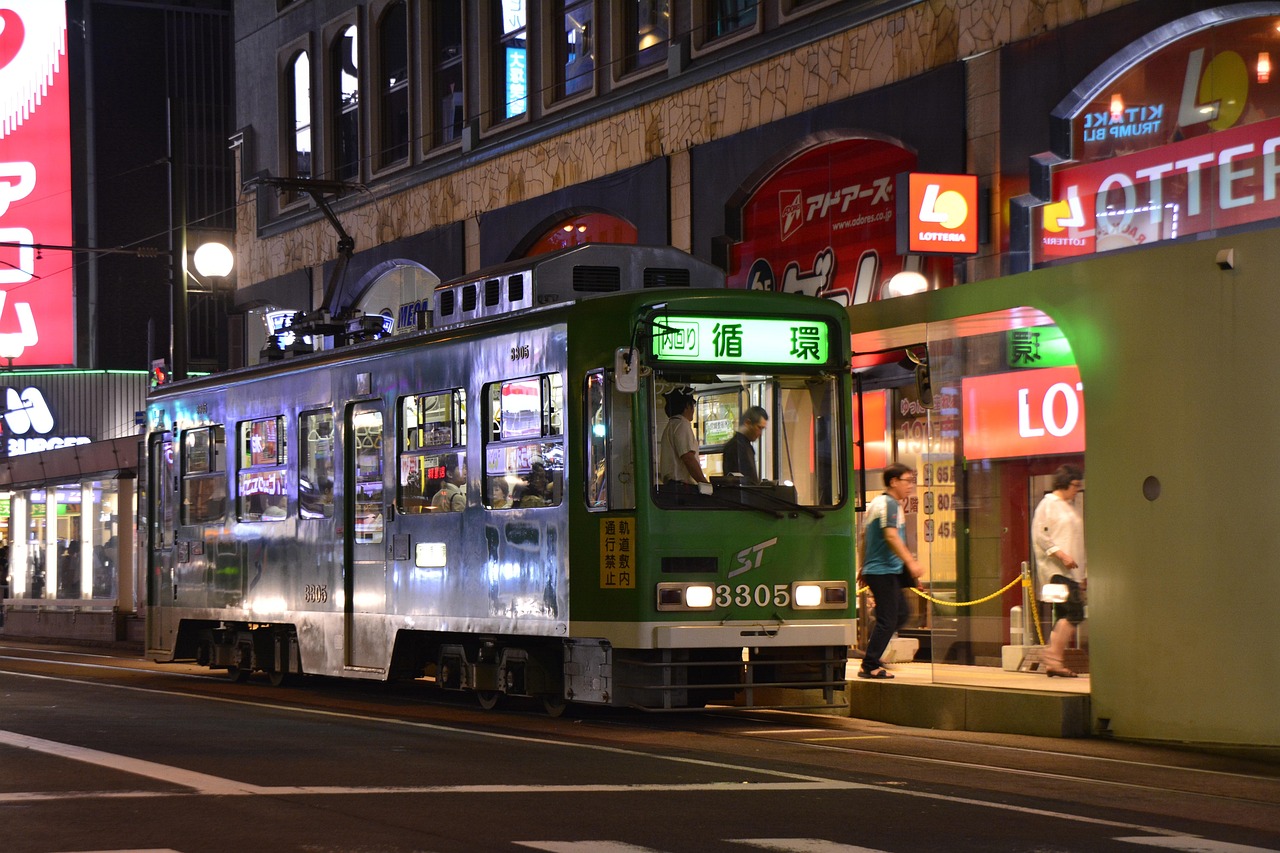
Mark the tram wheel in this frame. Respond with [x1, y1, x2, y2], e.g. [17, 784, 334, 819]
[268, 668, 289, 688]
[476, 690, 501, 710]
[226, 665, 249, 683]
[541, 695, 568, 718]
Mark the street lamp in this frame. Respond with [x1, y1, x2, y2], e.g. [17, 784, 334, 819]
[192, 241, 234, 278]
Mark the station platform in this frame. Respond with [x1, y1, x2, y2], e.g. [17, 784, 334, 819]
[843, 660, 1092, 738]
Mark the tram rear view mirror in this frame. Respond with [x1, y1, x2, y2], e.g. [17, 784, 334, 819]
[615, 347, 639, 394]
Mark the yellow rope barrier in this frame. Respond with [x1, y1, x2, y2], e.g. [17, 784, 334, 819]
[855, 573, 1022, 607]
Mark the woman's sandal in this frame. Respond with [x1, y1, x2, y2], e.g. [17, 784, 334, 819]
[857, 667, 894, 679]
[1045, 667, 1078, 678]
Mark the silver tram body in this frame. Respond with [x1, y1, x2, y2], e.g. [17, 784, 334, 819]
[144, 244, 855, 710]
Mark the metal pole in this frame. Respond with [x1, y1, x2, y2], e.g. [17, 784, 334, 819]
[167, 98, 188, 381]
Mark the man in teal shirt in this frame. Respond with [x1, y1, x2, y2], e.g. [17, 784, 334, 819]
[858, 463, 922, 678]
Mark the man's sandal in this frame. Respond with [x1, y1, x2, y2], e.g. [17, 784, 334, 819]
[857, 667, 894, 679]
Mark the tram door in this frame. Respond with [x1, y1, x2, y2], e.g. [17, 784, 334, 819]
[344, 402, 387, 669]
[145, 433, 176, 652]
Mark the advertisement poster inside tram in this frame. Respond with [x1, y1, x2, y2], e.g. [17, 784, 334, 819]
[856, 323, 1085, 667]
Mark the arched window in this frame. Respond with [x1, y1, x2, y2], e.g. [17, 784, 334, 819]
[377, 2, 409, 168]
[332, 25, 361, 180]
[287, 51, 312, 180]
[525, 212, 638, 257]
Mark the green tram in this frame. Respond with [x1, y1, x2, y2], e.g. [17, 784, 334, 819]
[143, 244, 855, 712]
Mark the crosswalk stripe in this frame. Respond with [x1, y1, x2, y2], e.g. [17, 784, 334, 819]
[1114, 837, 1280, 852]
[732, 840, 891, 852]
[515, 844, 659, 852]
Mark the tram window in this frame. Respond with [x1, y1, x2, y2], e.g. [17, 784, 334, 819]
[299, 410, 335, 519]
[352, 405, 385, 543]
[181, 426, 227, 525]
[237, 416, 289, 522]
[399, 389, 466, 513]
[586, 371, 608, 509]
[484, 374, 563, 509]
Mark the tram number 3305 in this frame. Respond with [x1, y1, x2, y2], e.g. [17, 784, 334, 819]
[716, 584, 791, 608]
[303, 584, 329, 603]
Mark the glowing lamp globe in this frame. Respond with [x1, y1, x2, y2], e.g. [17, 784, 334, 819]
[193, 242, 235, 278]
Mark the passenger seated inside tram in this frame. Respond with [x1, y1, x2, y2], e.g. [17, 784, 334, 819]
[516, 459, 554, 507]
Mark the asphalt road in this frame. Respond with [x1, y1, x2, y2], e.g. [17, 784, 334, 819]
[1, 640, 1278, 853]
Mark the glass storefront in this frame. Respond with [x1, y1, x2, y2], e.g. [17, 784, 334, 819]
[855, 309, 1086, 682]
[2, 478, 133, 603]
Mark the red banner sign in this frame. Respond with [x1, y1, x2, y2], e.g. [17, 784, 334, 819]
[961, 367, 1085, 460]
[0, 3, 74, 366]
[727, 137, 952, 305]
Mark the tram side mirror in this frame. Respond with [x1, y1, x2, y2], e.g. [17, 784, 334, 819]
[615, 347, 639, 394]
[915, 362, 934, 409]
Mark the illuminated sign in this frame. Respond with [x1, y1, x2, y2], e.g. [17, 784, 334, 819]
[726, 137, 953, 306]
[852, 389, 889, 471]
[900, 173, 980, 255]
[505, 48, 527, 118]
[651, 316, 832, 366]
[1007, 326, 1075, 369]
[1034, 16, 1280, 263]
[2, 386, 90, 455]
[0, 3, 73, 365]
[961, 366, 1085, 460]
[1041, 114, 1280, 259]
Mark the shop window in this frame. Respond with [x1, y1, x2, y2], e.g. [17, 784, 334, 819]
[286, 50, 312, 181]
[484, 374, 563, 509]
[237, 416, 288, 522]
[429, 0, 465, 147]
[377, 1, 410, 169]
[331, 24, 361, 180]
[399, 390, 467, 513]
[299, 410, 335, 519]
[619, 0, 669, 76]
[553, 0, 594, 100]
[181, 426, 227, 525]
[491, 0, 529, 123]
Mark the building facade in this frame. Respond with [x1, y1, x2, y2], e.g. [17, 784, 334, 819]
[226, 0, 1280, 747]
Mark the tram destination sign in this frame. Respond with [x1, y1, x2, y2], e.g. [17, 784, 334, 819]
[652, 315, 831, 367]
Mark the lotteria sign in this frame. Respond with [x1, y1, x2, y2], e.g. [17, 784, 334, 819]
[961, 366, 1085, 460]
[1037, 14, 1280, 262]
[651, 315, 833, 367]
[899, 172, 980, 255]
[0, 3, 74, 365]
[726, 137, 952, 305]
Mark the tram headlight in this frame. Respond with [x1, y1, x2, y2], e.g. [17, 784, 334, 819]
[655, 582, 716, 611]
[684, 584, 714, 609]
[790, 580, 848, 610]
[794, 584, 823, 608]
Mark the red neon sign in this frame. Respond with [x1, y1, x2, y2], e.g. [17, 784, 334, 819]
[0, 3, 74, 366]
[961, 367, 1085, 460]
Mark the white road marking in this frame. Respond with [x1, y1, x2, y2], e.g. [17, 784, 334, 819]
[0, 668, 1257, 845]
[733, 840, 891, 852]
[516, 844, 660, 852]
[1115, 837, 1280, 852]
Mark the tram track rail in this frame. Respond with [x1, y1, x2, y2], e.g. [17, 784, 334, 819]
[2, 640, 1279, 837]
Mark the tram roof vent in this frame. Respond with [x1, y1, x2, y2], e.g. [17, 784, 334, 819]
[643, 267, 691, 288]
[572, 265, 622, 292]
[423, 244, 724, 330]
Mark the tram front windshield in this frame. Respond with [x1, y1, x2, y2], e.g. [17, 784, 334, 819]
[652, 370, 844, 508]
